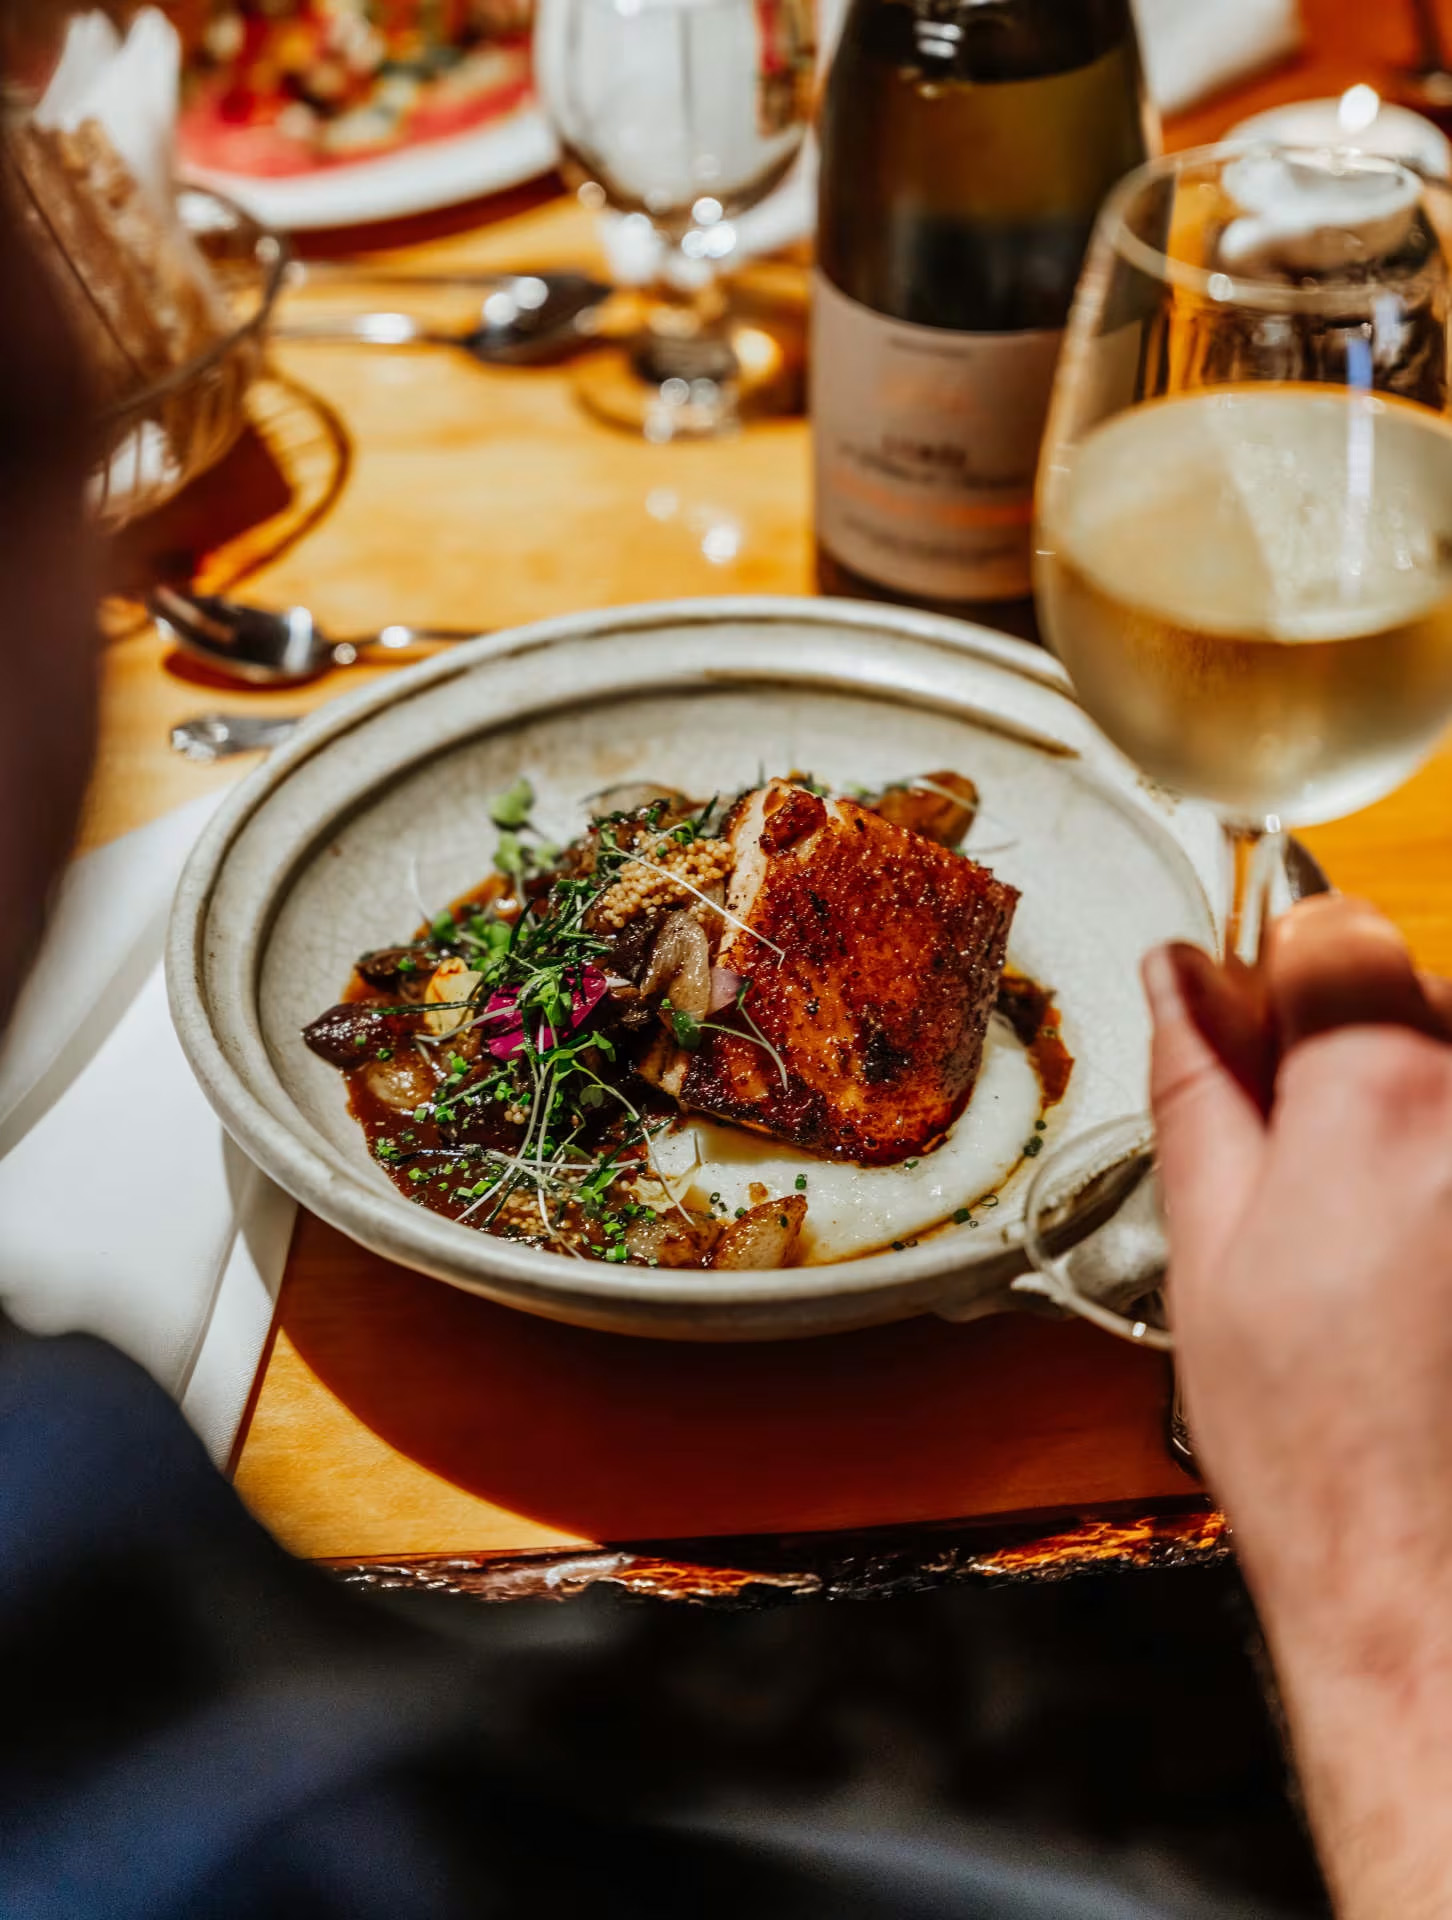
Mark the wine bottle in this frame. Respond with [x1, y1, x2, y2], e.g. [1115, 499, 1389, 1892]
[813, 0, 1155, 640]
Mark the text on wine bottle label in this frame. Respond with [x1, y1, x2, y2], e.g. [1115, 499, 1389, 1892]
[812, 272, 1062, 603]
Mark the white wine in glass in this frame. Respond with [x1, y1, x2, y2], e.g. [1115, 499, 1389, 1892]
[1036, 143, 1452, 954]
[1039, 383, 1452, 829]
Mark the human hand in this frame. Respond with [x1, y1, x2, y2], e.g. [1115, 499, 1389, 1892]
[1146, 897, 1452, 1917]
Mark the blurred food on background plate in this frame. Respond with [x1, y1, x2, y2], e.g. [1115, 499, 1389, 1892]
[170, 0, 535, 177]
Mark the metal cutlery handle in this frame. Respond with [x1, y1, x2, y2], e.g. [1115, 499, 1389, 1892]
[171, 714, 300, 763]
[289, 262, 526, 293]
[274, 313, 443, 348]
[334, 624, 486, 665]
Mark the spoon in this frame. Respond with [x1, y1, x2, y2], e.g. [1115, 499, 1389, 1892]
[274, 269, 613, 367]
[149, 585, 486, 685]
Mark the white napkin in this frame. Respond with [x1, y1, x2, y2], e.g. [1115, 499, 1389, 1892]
[34, 7, 184, 214]
[0, 794, 294, 1467]
[33, 9, 229, 520]
[1134, 0, 1302, 118]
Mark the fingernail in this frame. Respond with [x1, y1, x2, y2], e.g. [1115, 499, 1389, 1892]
[1142, 943, 1191, 1023]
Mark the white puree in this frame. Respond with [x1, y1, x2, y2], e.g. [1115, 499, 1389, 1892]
[651, 1014, 1042, 1263]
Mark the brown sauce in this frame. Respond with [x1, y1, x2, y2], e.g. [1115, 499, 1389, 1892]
[330, 943, 1074, 1262]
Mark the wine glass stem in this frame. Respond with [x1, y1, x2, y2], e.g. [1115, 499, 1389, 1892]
[1223, 820, 1285, 966]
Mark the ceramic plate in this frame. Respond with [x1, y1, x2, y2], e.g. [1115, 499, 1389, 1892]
[167, 598, 1219, 1340]
[184, 107, 557, 233]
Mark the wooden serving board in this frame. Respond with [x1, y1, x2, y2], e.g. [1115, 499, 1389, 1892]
[231, 1213, 1196, 1575]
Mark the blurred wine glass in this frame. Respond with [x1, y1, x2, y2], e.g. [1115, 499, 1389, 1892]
[533, 0, 814, 439]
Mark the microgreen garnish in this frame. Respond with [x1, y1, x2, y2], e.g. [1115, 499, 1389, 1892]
[493, 832, 526, 884]
[390, 800, 732, 1254]
[488, 776, 535, 830]
[359, 775, 831, 1262]
[669, 1003, 702, 1048]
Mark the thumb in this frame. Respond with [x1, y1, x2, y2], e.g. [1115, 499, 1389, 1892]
[1143, 944, 1269, 1260]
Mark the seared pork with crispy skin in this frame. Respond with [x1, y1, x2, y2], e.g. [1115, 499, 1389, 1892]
[641, 781, 1018, 1164]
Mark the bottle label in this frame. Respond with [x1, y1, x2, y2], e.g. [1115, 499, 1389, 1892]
[812, 271, 1063, 603]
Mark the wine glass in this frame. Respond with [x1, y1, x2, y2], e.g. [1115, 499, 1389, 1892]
[532, 0, 814, 440]
[1022, 143, 1452, 1347]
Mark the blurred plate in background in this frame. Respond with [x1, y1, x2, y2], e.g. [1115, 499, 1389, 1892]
[182, 104, 556, 231]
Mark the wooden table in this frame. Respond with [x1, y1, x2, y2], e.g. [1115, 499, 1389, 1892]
[87, 0, 1452, 1600]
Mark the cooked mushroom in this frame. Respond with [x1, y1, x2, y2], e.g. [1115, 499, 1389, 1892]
[361, 1050, 436, 1113]
[869, 771, 979, 847]
[623, 1211, 718, 1268]
[640, 910, 712, 1021]
[589, 783, 696, 820]
[707, 1193, 807, 1270]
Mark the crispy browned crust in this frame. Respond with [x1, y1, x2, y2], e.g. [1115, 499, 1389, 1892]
[680, 785, 1018, 1165]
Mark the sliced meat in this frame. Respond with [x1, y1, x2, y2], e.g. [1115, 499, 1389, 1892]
[605, 908, 669, 986]
[354, 945, 442, 998]
[671, 781, 1017, 1166]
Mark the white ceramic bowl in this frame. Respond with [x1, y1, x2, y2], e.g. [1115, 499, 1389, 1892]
[167, 597, 1218, 1340]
